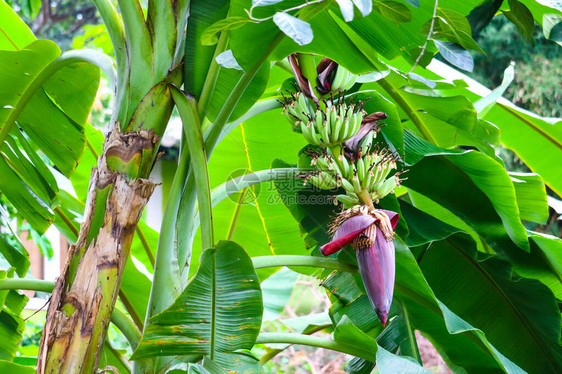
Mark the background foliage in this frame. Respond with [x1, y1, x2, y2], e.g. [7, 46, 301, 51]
[0, 0, 561, 373]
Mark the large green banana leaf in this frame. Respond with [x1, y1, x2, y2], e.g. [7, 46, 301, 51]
[0, 2, 99, 233]
[133, 241, 263, 372]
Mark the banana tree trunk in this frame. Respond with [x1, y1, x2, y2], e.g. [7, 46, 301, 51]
[37, 126, 158, 374]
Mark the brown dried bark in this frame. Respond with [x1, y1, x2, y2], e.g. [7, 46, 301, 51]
[37, 126, 158, 373]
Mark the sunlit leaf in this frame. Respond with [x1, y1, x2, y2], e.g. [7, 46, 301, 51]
[215, 50, 244, 70]
[434, 40, 474, 72]
[252, 0, 284, 7]
[273, 13, 314, 46]
[352, 0, 373, 17]
[336, 0, 355, 22]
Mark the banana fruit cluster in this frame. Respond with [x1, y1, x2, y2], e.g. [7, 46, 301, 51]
[283, 92, 365, 147]
[305, 147, 404, 208]
[329, 65, 357, 92]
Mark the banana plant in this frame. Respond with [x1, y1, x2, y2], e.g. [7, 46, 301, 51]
[0, 0, 562, 373]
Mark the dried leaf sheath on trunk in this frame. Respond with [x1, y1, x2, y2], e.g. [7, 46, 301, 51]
[37, 125, 158, 374]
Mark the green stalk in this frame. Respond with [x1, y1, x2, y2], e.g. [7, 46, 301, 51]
[119, 290, 144, 330]
[92, 0, 126, 76]
[0, 279, 140, 350]
[53, 207, 79, 239]
[357, 188, 375, 210]
[171, 87, 214, 250]
[104, 341, 132, 373]
[197, 32, 229, 121]
[256, 333, 376, 361]
[251, 255, 358, 273]
[135, 226, 155, 268]
[147, 0, 175, 82]
[93, 0, 128, 129]
[258, 324, 332, 365]
[176, 174, 197, 283]
[111, 307, 141, 350]
[0, 278, 54, 292]
[116, 0, 153, 126]
[227, 191, 245, 240]
[377, 78, 438, 145]
[146, 145, 190, 319]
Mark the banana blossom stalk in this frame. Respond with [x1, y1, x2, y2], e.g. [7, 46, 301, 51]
[320, 207, 398, 326]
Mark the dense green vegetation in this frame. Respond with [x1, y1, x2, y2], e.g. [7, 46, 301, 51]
[0, 0, 561, 373]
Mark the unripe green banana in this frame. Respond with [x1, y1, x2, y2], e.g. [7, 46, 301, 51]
[292, 103, 311, 124]
[321, 172, 340, 190]
[337, 152, 351, 179]
[330, 66, 357, 92]
[326, 172, 339, 189]
[297, 92, 309, 113]
[329, 106, 337, 131]
[345, 104, 354, 120]
[315, 155, 331, 171]
[338, 103, 346, 119]
[333, 115, 343, 143]
[320, 120, 330, 145]
[288, 95, 370, 146]
[374, 177, 397, 199]
[357, 157, 366, 184]
[369, 180, 382, 193]
[331, 66, 346, 91]
[337, 194, 359, 207]
[372, 163, 386, 186]
[343, 111, 355, 139]
[360, 131, 374, 155]
[341, 177, 355, 193]
[349, 112, 363, 139]
[308, 121, 321, 146]
[352, 171, 362, 192]
[341, 106, 354, 139]
[344, 73, 357, 90]
[362, 169, 374, 189]
[299, 121, 311, 142]
[315, 110, 323, 132]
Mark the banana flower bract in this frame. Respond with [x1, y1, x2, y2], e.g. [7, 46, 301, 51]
[320, 207, 399, 326]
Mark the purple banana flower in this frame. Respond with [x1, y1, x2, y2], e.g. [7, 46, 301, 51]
[316, 57, 338, 94]
[320, 208, 399, 326]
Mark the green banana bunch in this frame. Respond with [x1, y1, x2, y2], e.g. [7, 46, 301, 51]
[329, 66, 357, 92]
[283, 92, 316, 131]
[306, 144, 404, 205]
[283, 93, 365, 147]
[285, 85, 405, 206]
[307, 171, 341, 190]
[318, 146, 403, 204]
